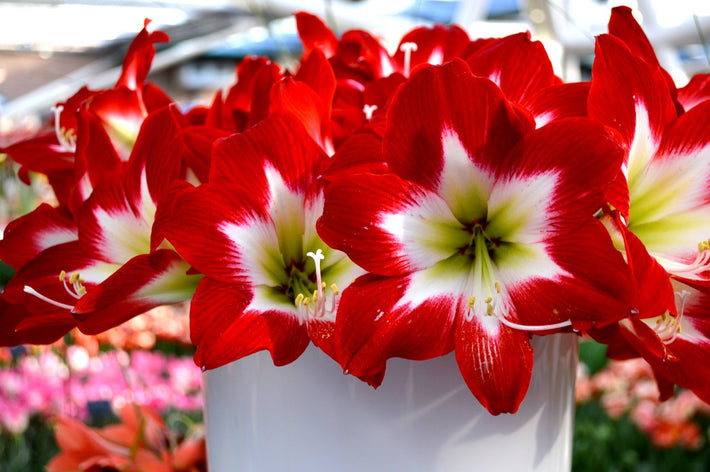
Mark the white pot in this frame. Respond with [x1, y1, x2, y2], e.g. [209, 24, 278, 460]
[204, 333, 578, 472]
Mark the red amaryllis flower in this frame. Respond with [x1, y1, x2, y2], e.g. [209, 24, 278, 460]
[586, 9, 710, 398]
[164, 114, 364, 370]
[0, 105, 205, 345]
[317, 59, 634, 414]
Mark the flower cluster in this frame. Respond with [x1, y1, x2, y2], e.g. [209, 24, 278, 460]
[2, 7, 710, 415]
[577, 355, 710, 450]
[0, 346, 202, 434]
[46, 403, 206, 472]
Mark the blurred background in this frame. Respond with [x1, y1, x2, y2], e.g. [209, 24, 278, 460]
[0, 1, 709, 471]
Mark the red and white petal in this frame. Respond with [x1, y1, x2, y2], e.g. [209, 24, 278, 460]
[124, 105, 184, 206]
[85, 88, 147, 161]
[466, 32, 560, 104]
[631, 101, 710, 261]
[0, 203, 77, 269]
[589, 34, 676, 151]
[115, 19, 169, 91]
[319, 172, 450, 276]
[678, 73, 710, 111]
[210, 114, 327, 198]
[190, 277, 310, 370]
[383, 59, 531, 191]
[521, 82, 590, 128]
[392, 24, 471, 73]
[78, 177, 153, 263]
[454, 309, 533, 415]
[167, 185, 281, 286]
[334, 273, 457, 387]
[73, 249, 201, 334]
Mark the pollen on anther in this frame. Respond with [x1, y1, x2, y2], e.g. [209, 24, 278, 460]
[331, 284, 339, 295]
[468, 296, 476, 308]
[295, 293, 304, 306]
[495, 281, 501, 293]
[59, 270, 67, 282]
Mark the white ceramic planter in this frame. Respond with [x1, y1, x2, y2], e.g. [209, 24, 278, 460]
[204, 333, 578, 472]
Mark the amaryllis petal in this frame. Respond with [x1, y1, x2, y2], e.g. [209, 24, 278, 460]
[455, 311, 533, 415]
[392, 24, 472, 75]
[115, 19, 170, 91]
[270, 77, 333, 154]
[332, 29, 395, 82]
[320, 172, 453, 276]
[124, 104, 185, 206]
[85, 88, 147, 161]
[678, 73, 710, 111]
[190, 277, 310, 369]
[164, 184, 268, 284]
[466, 32, 560, 105]
[335, 273, 457, 386]
[0, 203, 77, 269]
[295, 11, 338, 57]
[383, 59, 532, 190]
[589, 34, 676, 150]
[607, 6, 679, 107]
[295, 47, 336, 120]
[78, 174, 153, 263]
[221, 57, 281, 132]
[73, 249, 201, 334]
[521, 82, 590, 128]
[607, 6, 659, 68]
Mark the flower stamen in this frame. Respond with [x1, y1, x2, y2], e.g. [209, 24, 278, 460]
[23, 286, 75, 311]
[294, 249, 340, 321]
[653, 290, 689, 345]
[51, 105, 77, 153]
[23, 271, 87, 311]
[399, 42, 418, 77]
[363, 104, 378, 120]
[467, 279, 573, 332]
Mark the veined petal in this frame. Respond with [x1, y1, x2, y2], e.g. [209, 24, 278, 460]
[521, 82, 589, 128]
[78, 176, 153, 263]
[627, 102, 710, 275]
[335, 273, 457, 386]
[0, 203, 77, 269]
[678, 73, 710, 111]
[86, 88, 147, 161]
[466, 32, 559, 105]
[383, 59, 532, 191]
[589, 34, 676, 150]
[318, 172, 438, 275]
[190, 277, 310, 369]
[73, 250, 201, 334]
[167, 184, 280, 285]
[455, 309, 533, 415]
[295, 11, 338, 57]
[270, 78, 333, 154]
[115, 19, 169, 91]
[210, 114, 327, 198]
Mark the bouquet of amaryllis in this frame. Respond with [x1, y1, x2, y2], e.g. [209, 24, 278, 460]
[2, 6, 710, 416]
